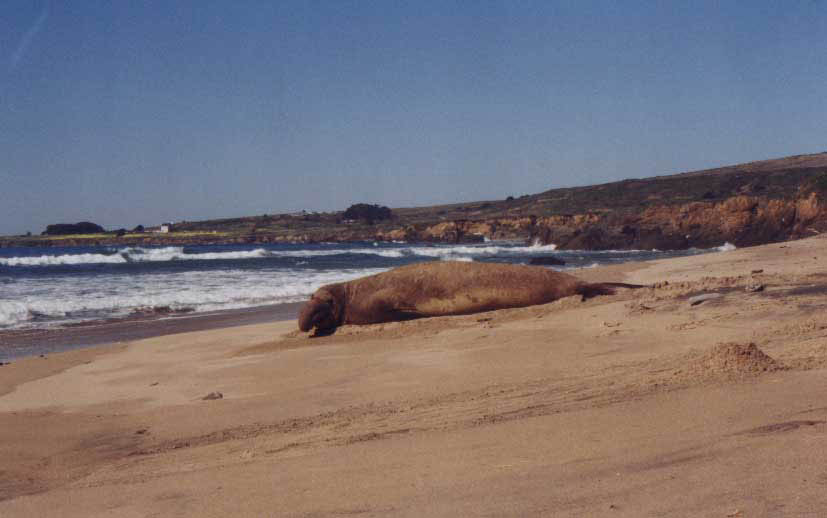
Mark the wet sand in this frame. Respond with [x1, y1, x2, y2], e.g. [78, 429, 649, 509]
[0, 302, 303, 362]
[1, 236, 827, 516]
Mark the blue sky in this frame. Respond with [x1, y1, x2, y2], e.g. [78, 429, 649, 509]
[1, 1, 826, 235]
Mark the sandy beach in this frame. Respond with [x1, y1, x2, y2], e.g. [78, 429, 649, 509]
[1, 236, 826, 517]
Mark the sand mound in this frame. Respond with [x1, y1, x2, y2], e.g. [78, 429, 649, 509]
[696, 342, 781, 374]
[672, 342, 784, 382]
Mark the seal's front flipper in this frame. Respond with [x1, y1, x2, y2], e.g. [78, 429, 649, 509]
[354, 290, 426, 324]
[387, 300, 426, 322]
[391, 309, 426, 321]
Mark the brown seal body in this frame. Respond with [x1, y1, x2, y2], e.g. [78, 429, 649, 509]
[298, 261, 640, 333]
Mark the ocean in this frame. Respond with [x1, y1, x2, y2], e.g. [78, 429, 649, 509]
[0, 240, 734, 334]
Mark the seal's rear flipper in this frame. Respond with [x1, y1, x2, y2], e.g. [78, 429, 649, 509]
[577, 282, 645, 300]
[597, 282, 646, 290]
[577, 283, 616, 299]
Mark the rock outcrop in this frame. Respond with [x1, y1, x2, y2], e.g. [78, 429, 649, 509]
[525, 192, 825, 250]
[368, 191, 827, 250]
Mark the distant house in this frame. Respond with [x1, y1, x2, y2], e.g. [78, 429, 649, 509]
[151, 223, 172, 234]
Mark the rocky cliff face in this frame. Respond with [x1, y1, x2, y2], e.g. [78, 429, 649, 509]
[4, 193, 823, 250]
[534, 192, 826, 250]
[375, 192, 827, 250]
[5, 174, 827, 251]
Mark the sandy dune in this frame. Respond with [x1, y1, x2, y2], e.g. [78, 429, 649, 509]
[2, 236, 827, 517]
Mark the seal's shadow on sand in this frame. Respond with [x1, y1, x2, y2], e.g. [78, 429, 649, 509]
[309, 311, 423, 338]
[310, 327, 337, 338]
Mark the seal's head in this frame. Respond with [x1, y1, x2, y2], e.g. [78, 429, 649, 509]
[298, 285, 345, 333]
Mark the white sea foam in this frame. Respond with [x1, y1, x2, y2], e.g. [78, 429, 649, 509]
[258, 248, 405, 259]
[717, 242, 737, 252]
[0, 247, 411, 266]
[0, 247, 276, 266]
[0, 242, 571, 268]
[275, 244, 560, 260]
[1, 252, 127, 266]
[0, 267, 388, 329]
[0, 301, 31, 327]
[399, 243, 560, 261]
[0, 240, 725, 330]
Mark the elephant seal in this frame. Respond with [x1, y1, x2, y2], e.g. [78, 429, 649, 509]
[298, 261, 642, 334]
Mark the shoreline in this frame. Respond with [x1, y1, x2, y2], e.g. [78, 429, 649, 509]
[1, 234, 827, 515]
[0, 302, 303, 362]
[0, 257, 653, 363]
[0, 243, 687, 361]
[0, 253, 698, 363]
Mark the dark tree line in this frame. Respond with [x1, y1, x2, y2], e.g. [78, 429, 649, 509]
[342, 203, 393, 222]
[42, 222, 105, 235]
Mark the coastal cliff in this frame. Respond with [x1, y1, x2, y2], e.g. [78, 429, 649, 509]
[4, 152, 827, 250]
[528, 192, 826, 250]
[371, 192, 826, 249]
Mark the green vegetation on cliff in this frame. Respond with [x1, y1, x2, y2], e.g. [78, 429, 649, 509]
[42, 222, 105, 236]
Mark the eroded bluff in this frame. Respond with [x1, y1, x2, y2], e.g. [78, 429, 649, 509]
[376, 193, 827, 250]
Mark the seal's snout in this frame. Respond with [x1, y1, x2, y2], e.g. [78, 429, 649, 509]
[298, 286, 345, 334]
[298, 299, 335, 332]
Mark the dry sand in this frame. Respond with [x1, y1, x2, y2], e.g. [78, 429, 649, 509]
[2, 236, 827, 517]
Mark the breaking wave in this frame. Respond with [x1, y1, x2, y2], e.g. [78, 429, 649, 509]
[0, 247, 272, 267]
[0, 267, 387, 329]
[0, 301, 31, 328]
[0, 240, 729, 331]
[400, 242, 558, 261]
[0, 242, 565, 267]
